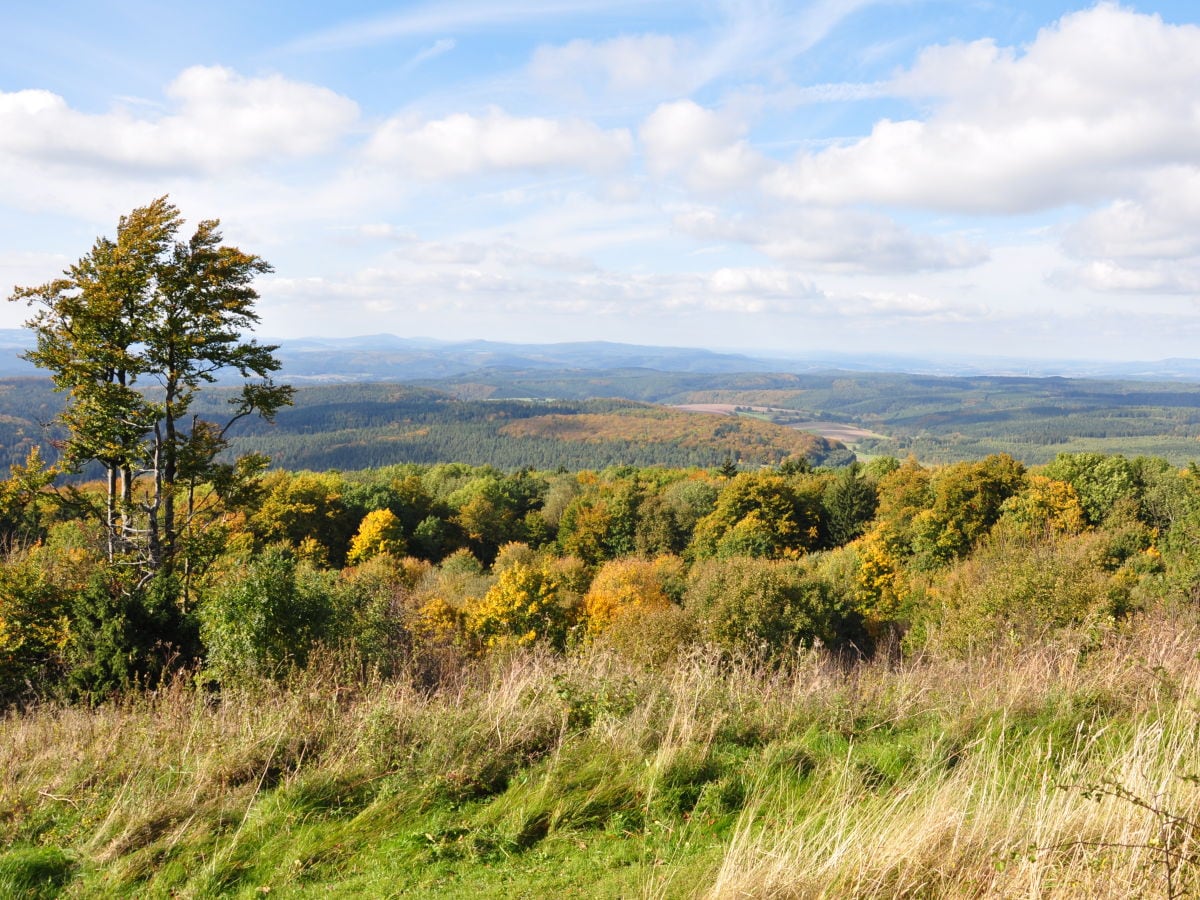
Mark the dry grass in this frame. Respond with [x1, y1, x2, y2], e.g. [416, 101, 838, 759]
[2, 608, 1199, 896]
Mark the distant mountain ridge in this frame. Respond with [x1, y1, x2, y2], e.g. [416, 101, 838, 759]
[267, 335, 1200, 383]
[5, 328, 1200, 382]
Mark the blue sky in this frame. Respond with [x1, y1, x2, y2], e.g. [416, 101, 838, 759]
[3, 1, 1200, 361]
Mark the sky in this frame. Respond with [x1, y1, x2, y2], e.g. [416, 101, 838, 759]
[2, 1, 1200, 362]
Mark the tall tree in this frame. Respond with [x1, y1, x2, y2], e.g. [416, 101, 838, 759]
[10, 197, 292, 584]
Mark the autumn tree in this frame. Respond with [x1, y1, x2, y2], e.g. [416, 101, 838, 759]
[466, 561, 571, 650]
[690, 471, 826, 559]
[10, 197, 292, 582]
[582, 556, 673, 636]
[347, 508, 408, 564]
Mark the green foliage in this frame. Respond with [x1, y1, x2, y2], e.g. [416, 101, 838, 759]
[250, 471, 357, 565]
[0, 557, 69, 704]
[917, 531, 1133, 654]
[198, 548, 339, 684]
[9, 197, 291, 577]
[909, 454, 1026, 569]
[449, 472, 541, 564]
[823, 462, 878, 546]
[1043, 452, 1138, 525]
[0, 447, 57, 552]
[66, 570, 196, 699]
[691, 471, 827, 559]
[685, 557, 863, 655]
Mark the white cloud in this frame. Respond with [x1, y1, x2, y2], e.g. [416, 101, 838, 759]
[767, 4, 1200, 214]
[1064, 168, 1200, 263]
[0, 66, 358, 174]
[262, 251, 990, 330]
[365, 107, 633, 178]
[675, 207, 987, 274]
[1053, 166, 1200, 294]
[1049, 260, 1200, 296]
[640, 100, 769, 191]
[393, 237, 597, 273]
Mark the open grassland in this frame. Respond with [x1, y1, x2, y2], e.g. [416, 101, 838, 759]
[6, 607, 1200, 898]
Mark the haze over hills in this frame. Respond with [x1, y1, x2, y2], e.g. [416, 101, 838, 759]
[217, 336, 1200, 383]
[6, 328, 1200, 383]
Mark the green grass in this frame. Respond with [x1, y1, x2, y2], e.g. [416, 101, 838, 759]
[4, 611, 1200, 897]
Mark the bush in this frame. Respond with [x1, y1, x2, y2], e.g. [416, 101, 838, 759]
[198, 547, 341, 684]
[685, 557, 864, 656]
[66, 569, 197, 700]
[582, 557, 673, 637]
[916, 531, 1133, 655]
[465, 561, 572, 651]
[0, 559, 70, 705]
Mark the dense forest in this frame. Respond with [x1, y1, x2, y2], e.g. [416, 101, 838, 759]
[8, 365, 1200, 476]
[0, 379, 851, 474]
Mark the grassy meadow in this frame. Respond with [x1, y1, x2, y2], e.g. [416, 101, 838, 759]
[5, 606, 1200, 898]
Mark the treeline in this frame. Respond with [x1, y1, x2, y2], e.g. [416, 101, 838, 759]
[2, 448, 1196, 704]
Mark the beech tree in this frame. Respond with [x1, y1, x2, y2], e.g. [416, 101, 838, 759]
[9, 197, 292, 583]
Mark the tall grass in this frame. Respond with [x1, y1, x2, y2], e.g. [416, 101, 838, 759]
[2, 607, 1199, 897]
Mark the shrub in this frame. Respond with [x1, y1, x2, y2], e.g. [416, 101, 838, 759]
[199, 547, 341, 684]
[582, 557, 673, 637]
[685, 556, 863, 656]
[65, 569, 198, 700]
[917, 531, 1133, 654]
[0, 558, 70, 704]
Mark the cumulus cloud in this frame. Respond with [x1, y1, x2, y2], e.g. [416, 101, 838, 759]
[0, 66, 359, 174]
[767, 4, 1200, 214]
[640, 100, 769, 192]
[365, 107, 633, 178]
[1064, 168, 1200, 262]
[1053, 166, 1200, 294]
[675, 207, 988, 274]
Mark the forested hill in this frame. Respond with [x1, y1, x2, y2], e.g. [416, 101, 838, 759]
[419, 369, 1200, 465]
[8, 365, 1200, 471]
[218, 386, 849, 471]
[0, 379, 849, 473]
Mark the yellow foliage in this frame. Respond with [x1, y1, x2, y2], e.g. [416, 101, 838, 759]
[465, 562, 569, 650]
[998, 475, 1089, 538]
[348, 509, 407, 565]
[410, 597, 463, 649]
[852, 527, 909, 633]
[583, 557, 672, 636]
